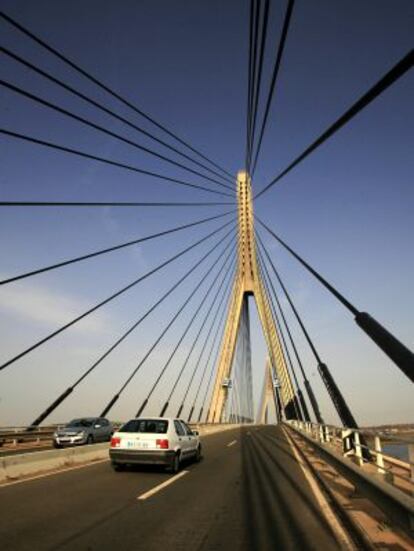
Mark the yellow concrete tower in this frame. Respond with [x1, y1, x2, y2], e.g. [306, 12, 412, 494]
[208, 171, 296, 422]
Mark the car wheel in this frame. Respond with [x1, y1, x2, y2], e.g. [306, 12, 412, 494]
[87, 435, 93, 445]
[112, 462, 125, 472]
[53, 442, 61, 449]
[169, 452, 180, 474]
[195, 445, 202, 463]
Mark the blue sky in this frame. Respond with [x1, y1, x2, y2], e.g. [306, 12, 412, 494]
[0, 0, 413, 426]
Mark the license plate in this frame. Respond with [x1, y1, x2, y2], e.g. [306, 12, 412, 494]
[125, 440, 149, 449]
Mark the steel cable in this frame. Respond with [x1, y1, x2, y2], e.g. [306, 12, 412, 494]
[0, 211, 232, 286]
[255, 230, 360, 427]
[257, 248, 305, 421]
[0, 10, 233, 179]
[256, 232, 322, 422]
[1, 80, 233, 192]
[1, 46, 234, 188]
[251, 0, 295, 175]
[30, 226, 235, 426]
[173, 259, 237, 419]
[99, 232, 237, 417]
[0, 201, 232, 208]
[248, 0, 270, 170]
[254, 49, 414, 199]
[256, 216, 358, 316]
[0, 219, 234, 373]
[0, 129, 233, 198]
[187, 275, 235, 422]
[246, 0, 256, 169]
[246, 0, 261, 171]
[200, 281, 235, 422]
[161, 258, 236, 417]
[137, 242, 236, 417]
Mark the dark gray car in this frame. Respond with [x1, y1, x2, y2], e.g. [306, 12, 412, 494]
[53, 417, 113, 447]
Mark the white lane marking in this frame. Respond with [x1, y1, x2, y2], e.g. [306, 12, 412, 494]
[137, 470, 189, 501]
[227, 440, 237, 447]
[0, 458, 109, 489]
[282, 428, 355, 551]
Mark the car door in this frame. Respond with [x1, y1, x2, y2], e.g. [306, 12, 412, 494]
[94, 418, 107, 442]
[174, 420, 189, 456]
[181, 421, 198, 454]
[99, 418, 111, 441]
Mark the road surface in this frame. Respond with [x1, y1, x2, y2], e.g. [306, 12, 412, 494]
[0, 425, 345, 550]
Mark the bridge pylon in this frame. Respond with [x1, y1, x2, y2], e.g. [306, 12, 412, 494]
[208, 171, 297, 422]
[257, 357, 282, 424]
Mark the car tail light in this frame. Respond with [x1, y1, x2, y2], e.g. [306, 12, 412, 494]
[156, 439, 169, 449]
[111, 436, 121, 448]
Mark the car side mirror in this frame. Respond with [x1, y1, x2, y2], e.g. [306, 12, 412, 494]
[192, 430, 199, 436]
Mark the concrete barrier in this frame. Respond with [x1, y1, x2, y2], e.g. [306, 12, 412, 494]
[0, 424, 241, 483]
[191, 423, 241, 436]
[0, 443, 109, 483]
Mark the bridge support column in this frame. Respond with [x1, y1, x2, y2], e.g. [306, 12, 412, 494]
[208, 171, 296, 422]
[257, 357, 281, 423]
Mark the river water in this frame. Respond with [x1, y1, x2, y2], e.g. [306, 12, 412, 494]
[382, 443, 410, 462]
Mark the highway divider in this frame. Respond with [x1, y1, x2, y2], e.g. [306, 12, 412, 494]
[0, 442, 109, 483]
[190, 423, 241, 436]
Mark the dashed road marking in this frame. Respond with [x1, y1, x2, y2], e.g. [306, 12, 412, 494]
[137, 470, 189, 501]
[227, 440, 237, 447]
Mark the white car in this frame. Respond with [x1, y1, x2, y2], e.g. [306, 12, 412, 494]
[109, 417, 202, 473]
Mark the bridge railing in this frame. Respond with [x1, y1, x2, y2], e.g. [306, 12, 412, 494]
[288, 420, 414, 496]
[287, 420, 414, 535]
[287, 419, 414, 498]
[0, 425, 120, 451]
[0, 426, 57, 448]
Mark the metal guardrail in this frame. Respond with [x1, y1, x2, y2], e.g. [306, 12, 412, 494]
[287, 419, 414, 535]
[287, 420, 414, 495]
[0, 426, 57, 447]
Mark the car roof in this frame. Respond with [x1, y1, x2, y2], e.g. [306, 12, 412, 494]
[122, 417, 185, 423]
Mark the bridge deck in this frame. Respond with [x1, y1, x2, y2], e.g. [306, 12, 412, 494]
[0, 426, 345, 550]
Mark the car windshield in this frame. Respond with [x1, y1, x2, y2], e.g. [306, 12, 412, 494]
[120, 419, 168, 434]
[66, 418, 94, 428]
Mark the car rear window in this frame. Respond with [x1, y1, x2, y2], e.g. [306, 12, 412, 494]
[67, 418, 94, 427]
[120, 419, 168, 434]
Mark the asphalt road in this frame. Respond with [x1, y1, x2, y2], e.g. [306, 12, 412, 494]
[0, 426, 345, 550]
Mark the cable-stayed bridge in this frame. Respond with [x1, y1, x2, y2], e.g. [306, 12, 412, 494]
[0, 3, 413, 549]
